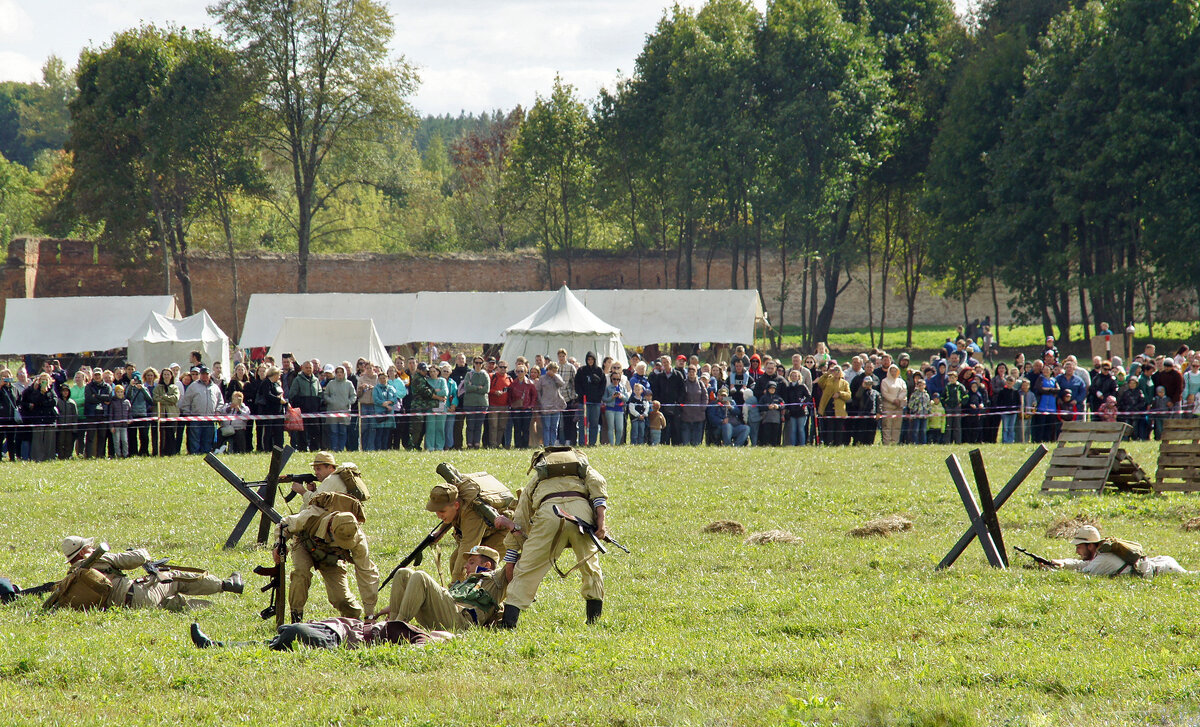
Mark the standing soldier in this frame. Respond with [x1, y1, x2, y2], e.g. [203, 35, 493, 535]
[425, 463, 516, 582]
[50, 536, 242, 611]
[283, 491, 380, 622]
[498, 446, 608, 629]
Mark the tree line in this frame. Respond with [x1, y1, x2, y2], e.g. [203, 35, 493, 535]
[0, 0, 1196, 346]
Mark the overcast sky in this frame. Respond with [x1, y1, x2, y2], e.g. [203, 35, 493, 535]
[0, 0, 973, 116]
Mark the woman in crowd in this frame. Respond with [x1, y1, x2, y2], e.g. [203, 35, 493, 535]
[388, 365, 408, 450]
[256, 367, 287, 452]
[817, 364, 851, 446]
[424, 365, 448, 451]
[154, 367, 182, 456]
[602, 369, 627, 446]
[1117, 375, 1148, 439]
[782, 368, 811, 446]
[24, 372, 59, 461]
[536, 361, 567, 446]
[55, 383, 78, 459]
[1034, 365, 1060, 443]
[440, 361, 460, 449]
[125, 372, 153, 456]
[0, 369, 17, 460]
[879, 365, 907, 445]
[219, 391, 251, 454]
[371, 370, 399, 452]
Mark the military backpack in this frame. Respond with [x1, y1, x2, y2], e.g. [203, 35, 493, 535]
[43, 568, 112, 611]
[1098, 538, 1145, 570]
[527, 446, 589, 483]
[335, 463, 370, 502]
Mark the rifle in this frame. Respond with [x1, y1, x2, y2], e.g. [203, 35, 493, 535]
[1, 579, 59, 603]
[379, 462, 468, 588]
[551, 505, 630, 554]
[278, 473, 317, 502]
[1013, 546, 1057, 568]
[207, 452, 288, 626]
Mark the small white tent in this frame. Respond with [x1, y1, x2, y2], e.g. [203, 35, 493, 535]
[268, 318, 391, 369]
[126, 311, 231, 378]
[501, 286, 627, 366]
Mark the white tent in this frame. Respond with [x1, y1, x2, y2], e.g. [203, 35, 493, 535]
[500, 286, 627, 366]
[0, 295, 180, 354]
[267, 318, 391, 368]
[126, 311, 231, 378]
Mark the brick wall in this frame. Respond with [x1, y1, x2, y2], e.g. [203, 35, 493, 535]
[2, 237, 1013, 342]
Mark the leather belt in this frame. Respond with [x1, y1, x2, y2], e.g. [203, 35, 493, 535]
[537, 490, 588, 508]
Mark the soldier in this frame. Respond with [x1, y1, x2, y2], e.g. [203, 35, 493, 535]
[425, 464, 516, 582]
[377, 544, 510, 631]
[288, 451, 370, 506]
[283, 491, 380, 622]
[1049, 526, 1190, 576]
[497, 446, 608, 629]
[189, 618, 452, 651]
[54, 536, 242, 611]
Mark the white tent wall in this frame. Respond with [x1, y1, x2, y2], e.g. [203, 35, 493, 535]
[126, 311, 231, 379]
[240, 290, 762, 349]
[268, 318, 391, 368]
[501, 333, 627, 368]
[500, 286, 628, 367]
[0, 295, 180, 355]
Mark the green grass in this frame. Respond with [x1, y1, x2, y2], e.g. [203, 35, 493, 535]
[778, 321, 1199, 354]
[4, 444, 1200, 726]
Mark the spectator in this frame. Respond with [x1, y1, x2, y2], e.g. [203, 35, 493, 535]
[573, 353, 605, 446]
[24, 373, 58, 461]
[928, 393, 946, 443]
[708, 387, 749, 446]
[965, 380, 987, 444]
[816, 365, 851, 446]
[425, 364, 449, 452]
[83, 369, 113, 459]
[154, 367, 183, 456]
[743, 388, 762, 446]
[0, 369, 17, 461]
[851, 375, 879, 446]
[125, 372, 153, 456]
[758, 380, 785, 446]
[370, 370, 399, 452]
[536, 362, 567, 446]
[1184, 356, 1200, 412]
[1153, 358, 1185, 412]
[179, 365, 224, 455]
[942, 371, 967, 445]
[908, 377, 932, 445]
[408, 362, 437, 450]
[1056, 390, 1078, 438]
[1097, 395, 1118, 423]
[460, 355, 490, 449]
[286, 361, 322, 452]
[1151, 386, 1173, 439]
[507, 363, 537, 449]
[322, 365, 357, 452]
[627, 382, 650, 445]
[601, 369, 627, 446]
[219, 391, 251, 454]
[782, 368, 812, 446]
[1117, 376, 1148, 440]
[879, 365, 907, 446]
[107, 384, 130, 458]
[55, 383, 78, 459]
[555, 349, 578, 446]
[440, 361, 459, 449]
[678, 365, 708, 446]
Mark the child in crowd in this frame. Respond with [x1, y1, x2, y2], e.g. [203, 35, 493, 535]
[1097, 395, 1119, 423]
[928, 392, 945, 443]
[109, 384, 131, 458]
[907, 377, 931, 445]
[1151, 385, 1173, 440]
[627, 383, 650, 445]
[1017, 379, 1036, 443]
[743, 389, 762, 446]
[647, 400, 666, 445]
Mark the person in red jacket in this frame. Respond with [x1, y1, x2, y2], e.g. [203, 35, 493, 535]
[487, 361, 512, 449]
[506, 363, 538, 450]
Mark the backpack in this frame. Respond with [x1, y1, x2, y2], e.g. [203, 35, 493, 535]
[527, 446, 589, 482]
[335, 463, 370, 502]
[1098, 538, 1145, 569]
[44, 568, 112, 611]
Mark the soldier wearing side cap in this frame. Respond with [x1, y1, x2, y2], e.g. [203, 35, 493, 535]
[377, 545, 511, 631]
[55, 536, 243, 611]
[1048, 525, 1191, 576]
[425, 467, 516, 582]
[282, 490, 380, 623]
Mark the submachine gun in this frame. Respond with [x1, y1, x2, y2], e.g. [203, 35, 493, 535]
[1013, 546, 1057, 568]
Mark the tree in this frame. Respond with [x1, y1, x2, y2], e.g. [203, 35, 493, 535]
[505, 76, 596, 286]
[211, 0, 418, 292]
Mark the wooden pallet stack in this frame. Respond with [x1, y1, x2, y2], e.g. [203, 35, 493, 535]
[1040, 421, 1135, 495]
[1108, 449, 1152, 492]
[1153, 419, 1200, 493]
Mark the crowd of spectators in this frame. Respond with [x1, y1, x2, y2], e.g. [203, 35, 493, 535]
[0, 324, 1197, 461]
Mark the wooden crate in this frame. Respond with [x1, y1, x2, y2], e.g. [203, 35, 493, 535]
[1106, 449, 1151, 493]
[1040, 421, 1131, 495]
[1154, 419, 1200, 493]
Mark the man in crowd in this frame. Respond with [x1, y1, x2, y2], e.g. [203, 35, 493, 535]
[179, 364, 224, 455]
[1153, 358, 1184, 411]
[573, 353, 605, 446]
[408, 362, 436, 449]
[487, 360, 512, 448]
[557, 349, 578, 446]
[449, 352, 469, 448]
[460, 355, 491, 449]
[83, 368, 113, 458]
[286, 360, 322, 451]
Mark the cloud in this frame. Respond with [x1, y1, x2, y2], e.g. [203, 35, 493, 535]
[0, 51, 42, 83]
[0, 0, 32, 38]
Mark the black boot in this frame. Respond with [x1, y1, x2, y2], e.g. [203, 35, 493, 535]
[290, 610, 304, 624]
[586, 599, 603, 624]
[190, 622, 219, 649]
[222, 573, 244, 594]
[496, 605, 520, 630]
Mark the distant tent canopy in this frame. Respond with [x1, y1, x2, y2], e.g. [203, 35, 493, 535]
[500, 286, 628, 367]
[239, 290, 765, 348]
[0, 296, 181, 355]
[267, 318, 391, 369]
[126, 311, 231, 378]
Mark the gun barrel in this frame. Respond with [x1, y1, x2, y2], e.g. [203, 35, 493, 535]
[436, 462, 463, 485]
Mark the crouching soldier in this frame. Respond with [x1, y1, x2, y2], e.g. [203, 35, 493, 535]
[498, 446, 609, 629]
[377, 545, 510, 631]
[283, 491, 379, 622]
[1050, 525, 1191, 576]
[189, 618, 452, 651]
[49, 536, 242, 612]
[425, 463, 516, 582]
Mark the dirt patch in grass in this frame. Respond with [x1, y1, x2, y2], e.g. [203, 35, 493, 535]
[849, 514, 914, 538]
[1046, 515, 1099, 539]
[702, 520, 746, 535]
[744, 529, 800, 545]
[1182, 517, 1200, 531]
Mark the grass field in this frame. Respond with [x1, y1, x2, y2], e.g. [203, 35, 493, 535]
[779, 321, 1199, 354]
[4, 443, 1200, 726]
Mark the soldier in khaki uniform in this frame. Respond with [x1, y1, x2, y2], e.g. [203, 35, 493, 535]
[58, 536, 242, 611]
[290, 451, 369, 506]
[378, 545, 510, 630]
[498, 446, 608, 629]
[425, 468, 515, 582]
[283, 491, 380, 622]
[1049, 525, 1190, 576]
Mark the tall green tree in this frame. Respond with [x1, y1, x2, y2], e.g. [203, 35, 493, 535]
[210, 0, 418, 292]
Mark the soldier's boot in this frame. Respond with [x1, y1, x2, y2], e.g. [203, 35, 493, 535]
[190, 622, 221, 649]
[290, 610, 304, 624]
[586, 599, 603, 624]
[221, 574, 244, 594]
[496, 605, 520, 630]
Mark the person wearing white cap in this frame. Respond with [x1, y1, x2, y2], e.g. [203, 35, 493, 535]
[1049, 526, 1190, 576]
[56, 536, 242, 611]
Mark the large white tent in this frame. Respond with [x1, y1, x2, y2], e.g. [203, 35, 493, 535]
[239, 290, 764, 348]
[0, 295, 180, 354]
[267, 318, 391, 368]
[126, 311, 231, 377]
[500, 286, 627, 366]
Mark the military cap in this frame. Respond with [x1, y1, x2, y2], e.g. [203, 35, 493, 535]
[1069, 525, 1102, 545]
[311, 451, 336, 467]
[425, 482, 459, 512]
[61, 535, 94, 562]
[465, 545, 500, 565]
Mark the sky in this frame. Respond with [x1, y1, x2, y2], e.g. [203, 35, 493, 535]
[0, 0, 974, 116]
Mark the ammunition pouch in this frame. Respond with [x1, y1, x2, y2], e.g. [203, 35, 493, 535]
[449, 574, 497, 614]
[298, 533, 352, 568]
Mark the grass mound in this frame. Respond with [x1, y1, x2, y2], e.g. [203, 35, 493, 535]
[702, 520, 746, 535]
[849, 514, 913, 538]
[1182, 517, 1200, 531]
[744, 529, 800, 545]
[1046, 514, 1099, 539]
